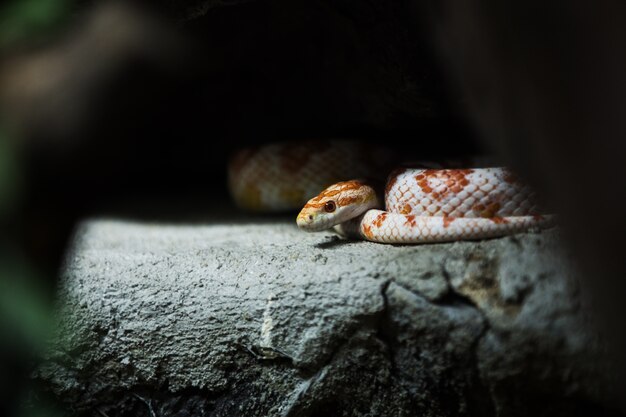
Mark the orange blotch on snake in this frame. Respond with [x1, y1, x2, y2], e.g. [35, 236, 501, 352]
[418, 180, 433, 193]
[304, 180, 368, 210]
[303, 200, 326, 209]
[503, 170, 519, 184]
[490, 217, 509, 224]
[473, 203, 486, 212]
[480, 202, 501, 218]
[400, 204, 412, 214]
[443, 216, 456, 228]
[322, 189, 342, 198]
[404, 215, 417, 227]
[339, 180, 365, 191]
[337, 195, 358, 206]
[444, 170, 472, 194]
[373, 213, 388, 228]
[418, 169, 474, 198]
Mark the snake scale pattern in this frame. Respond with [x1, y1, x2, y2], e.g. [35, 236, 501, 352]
[228, 140, 553, 244]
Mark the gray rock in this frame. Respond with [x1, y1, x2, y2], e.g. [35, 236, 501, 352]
[35, 218, 620, 416]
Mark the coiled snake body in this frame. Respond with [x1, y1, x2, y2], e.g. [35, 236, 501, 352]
[229, 141, 552, 244]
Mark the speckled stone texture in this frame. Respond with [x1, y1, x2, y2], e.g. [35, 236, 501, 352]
[34, 215, 622, 417]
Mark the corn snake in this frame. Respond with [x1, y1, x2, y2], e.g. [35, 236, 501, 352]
[228, 140, 552, 243]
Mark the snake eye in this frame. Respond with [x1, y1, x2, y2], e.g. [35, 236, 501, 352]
[324, 200, 336, 213]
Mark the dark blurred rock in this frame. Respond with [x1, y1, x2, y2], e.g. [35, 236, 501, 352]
[420, 0, 626, 403]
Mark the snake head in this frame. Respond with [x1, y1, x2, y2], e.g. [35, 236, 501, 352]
[296, 180, 380, 232]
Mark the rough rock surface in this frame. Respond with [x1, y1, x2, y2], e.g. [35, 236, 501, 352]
[36, 215, 621, 416]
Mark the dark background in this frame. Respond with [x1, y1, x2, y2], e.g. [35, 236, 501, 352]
[5, 0, 480, 275]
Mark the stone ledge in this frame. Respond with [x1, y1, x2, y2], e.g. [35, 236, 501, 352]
[35, 218, 619, 416]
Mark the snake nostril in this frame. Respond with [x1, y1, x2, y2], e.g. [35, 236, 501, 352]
[308, 215, 313, 221]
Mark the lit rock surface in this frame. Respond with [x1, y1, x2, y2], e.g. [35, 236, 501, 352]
[36, 217, 619, 416]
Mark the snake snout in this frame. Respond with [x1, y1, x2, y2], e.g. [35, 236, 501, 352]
[297, 211, 328, 232]
[296, 212, 314, 230]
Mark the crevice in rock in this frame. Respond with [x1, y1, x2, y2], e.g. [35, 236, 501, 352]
[440, 264, 486, 315]
[441, 263, 497, 417]
[283, 278, 397, 417]
[281, 365, 330, 417]
[281, 327, 373, 417]
[438, 264, 481, 310]
[435, 285, 480, 309]
[374, 274, 498, 416]
[290, 313, 381, 379]
[374, 279, 397, 375]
